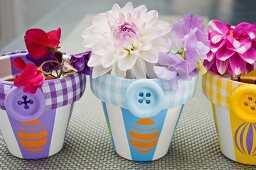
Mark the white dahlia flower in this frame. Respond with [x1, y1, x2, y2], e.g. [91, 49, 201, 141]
[83, 2, 171, 78]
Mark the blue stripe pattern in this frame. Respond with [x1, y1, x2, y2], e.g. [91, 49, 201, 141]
[121, 108, 167, 161]
[102, 102, 115, 150]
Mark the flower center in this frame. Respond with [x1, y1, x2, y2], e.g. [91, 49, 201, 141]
[114, 22, 137, 41]
[230, 30, 234, 37]
[177, 47, 186, 59]
[124, 44, 137, 55]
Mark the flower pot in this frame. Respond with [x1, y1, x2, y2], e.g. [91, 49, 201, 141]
[0, 51, 86, 159]
[91, 73, 197, 161]
[203, 71, 256, 165]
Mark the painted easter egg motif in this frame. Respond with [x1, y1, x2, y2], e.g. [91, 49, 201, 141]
[234, 122, 256, 156]
[17, 119, 48, 153]
[129, 118, 159, 153]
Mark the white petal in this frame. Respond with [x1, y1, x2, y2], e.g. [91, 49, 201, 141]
[101, 54, 117, 68]
[249, 32, 255, 39]
[152, 20, 171, 36]
[93, 45, 113, 56]
[140, 50, 158, 63]
[111, 63, 126, 78]
[92, 65, 111, 78]
[112, 3, 121, 15]
[122, 2, 133, 14]
[92, 13, 108, 28]
[134, 4, 147, 15]
[152, 38, 170, 53]
[141, 43, 152, 51]
[116, 49, 129, 59]
[236, 46, 247, 54]
[88, 54, 102, 67]
[118, 55, 138, 71]
[131, 58, 146, 79]
[144, 10, 158, 25]
[212, 35, 222, 44]
[233, 39, 240, 48]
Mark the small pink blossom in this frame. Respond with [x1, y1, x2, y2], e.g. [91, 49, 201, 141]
[14, 63, 45, 94]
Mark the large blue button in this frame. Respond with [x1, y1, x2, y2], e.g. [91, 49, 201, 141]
[125, 80, 164, 118]
[4, 87, 45, 122]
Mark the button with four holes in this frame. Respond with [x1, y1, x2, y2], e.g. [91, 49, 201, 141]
[231, 84, 256, 123]
[125, 80, 164, 118]
[4, 87, 45, 122]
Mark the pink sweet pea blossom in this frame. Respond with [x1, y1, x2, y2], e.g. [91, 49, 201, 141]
[204, 20, 256, 77]
[14, 62, 45, 94]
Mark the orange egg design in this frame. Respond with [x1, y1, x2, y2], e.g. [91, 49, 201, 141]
[129, 118, 159, 153]
[17, 119, 48, 153]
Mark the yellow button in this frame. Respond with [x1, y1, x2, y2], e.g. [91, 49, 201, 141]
[231, 84, 256, 122]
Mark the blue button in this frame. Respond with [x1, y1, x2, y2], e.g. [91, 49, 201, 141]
[125, 80, 164, 118]
[4, 87, 45, 122]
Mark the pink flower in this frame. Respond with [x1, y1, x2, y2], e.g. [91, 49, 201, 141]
[24, 28, 61, 59]
[14, 61, 45, 94]
[204, 20, 256, 77]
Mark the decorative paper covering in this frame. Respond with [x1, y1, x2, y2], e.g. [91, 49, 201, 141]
[0, 51, 86, 110]
[90, 73, 197, 109]
[202, 71, 243, 109]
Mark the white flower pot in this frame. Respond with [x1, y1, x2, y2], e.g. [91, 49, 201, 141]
[0, 51, 86, 159]
[91, 73, 197, 161]
[203, 71, 256, 165]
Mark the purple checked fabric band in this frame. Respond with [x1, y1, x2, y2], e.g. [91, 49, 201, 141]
[42, 73, 86, 109]
[0, 51, 86, 110]
[0, 73, 86, 110]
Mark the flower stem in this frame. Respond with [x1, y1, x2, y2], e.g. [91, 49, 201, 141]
[176, 47, 186, 59]
[38, 60, 62, 78]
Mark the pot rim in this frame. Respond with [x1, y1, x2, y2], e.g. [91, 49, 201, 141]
[0, 51, 86, 111]
[90, 72, 198, 110]
[202, 71, 250, 109]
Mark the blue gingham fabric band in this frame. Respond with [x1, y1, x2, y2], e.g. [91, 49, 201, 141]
[0, 51, 86, 110]
[90, 74, 197, 109]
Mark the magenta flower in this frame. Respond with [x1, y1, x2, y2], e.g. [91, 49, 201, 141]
[154, 15, 209, 90]
[204, 20, 256, 77]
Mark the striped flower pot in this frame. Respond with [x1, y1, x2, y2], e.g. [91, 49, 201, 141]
[0, 51, 86, 159]
[91, 74, 197, 161]
[203, 71, 256, 165]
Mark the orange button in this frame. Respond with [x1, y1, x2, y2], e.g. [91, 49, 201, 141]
[231, 84, 256, 122]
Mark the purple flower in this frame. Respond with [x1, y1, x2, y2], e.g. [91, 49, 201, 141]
[26, 52, 62, 72]
[154, 53, 197, 90]
[70, 51, 91, 74]
[171, 14, 209, 49]
[154, 15, 209, 90]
